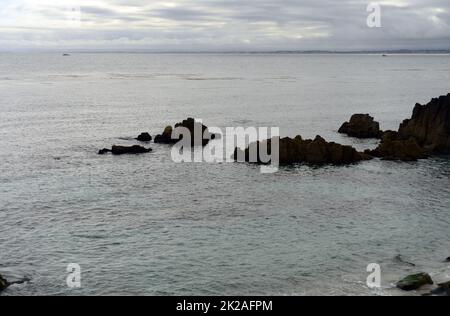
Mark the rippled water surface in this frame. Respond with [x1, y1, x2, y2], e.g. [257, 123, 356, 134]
[0, 53, 449, 295]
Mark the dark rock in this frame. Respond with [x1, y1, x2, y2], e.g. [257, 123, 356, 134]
[338, 114, 383, 139]
[136, 132, 152, 142]
[111, 145, 152, 155]
[398, 93, 450, 154]
[379, 130, 398, 140]
[154, 118, 215, 146]
[98, 148, 111, 155]
[99, 145, 152, 155]
[154, 126, 178, 144]
[430, 281, 450, 296]
[366, 132, 427, 161]
[234, 135, 372, 165]
[0, 274, 9, 292]
[396, 273, 433, 291]
[0, 274, 30, 293]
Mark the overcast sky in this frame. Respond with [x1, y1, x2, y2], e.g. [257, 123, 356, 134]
[0, 0, 449, 51]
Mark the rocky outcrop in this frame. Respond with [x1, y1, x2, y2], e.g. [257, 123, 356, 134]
[136, 132, 152, 142]
[0, 274, 8, 292]
[234, 135, 372, 165]
[396, 273, 433, 291]
[154, 118, 215, 146]
[154, 126, 178, 144]
[365, 131, 427, 161]
[338, 114, 383, 139]
[98, 145, 152, 155]
[398, 93, 450, 154]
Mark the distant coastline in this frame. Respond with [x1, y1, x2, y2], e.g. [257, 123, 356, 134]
[1, 49, 450, 54]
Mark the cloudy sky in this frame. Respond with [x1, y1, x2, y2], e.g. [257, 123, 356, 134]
[0, 0, 449, 51]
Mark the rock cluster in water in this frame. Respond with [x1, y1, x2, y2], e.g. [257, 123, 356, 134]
[338, 114, 383, 139]
[344, 93, 450, 161]
[396, 272, 450, 296]
[234, 135, 371, 165]
[98, 117, 218, 155]
[97, 94, 450, 164]
[394, 255, 450, 296]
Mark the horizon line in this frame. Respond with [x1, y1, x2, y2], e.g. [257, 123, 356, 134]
[2, 49, 450, 54]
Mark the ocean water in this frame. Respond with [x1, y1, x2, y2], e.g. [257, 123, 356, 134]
[0, 53, 449, 296]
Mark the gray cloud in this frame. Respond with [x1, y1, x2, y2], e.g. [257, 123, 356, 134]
[0, 0, 449, 51]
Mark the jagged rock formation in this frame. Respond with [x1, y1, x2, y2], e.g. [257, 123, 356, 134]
[365, 93, 450, 160]
[234, 135, 372, 165]
[338, 114, 383, 139]
[398, 94, 450, 154]
[154, 118, 215, 146]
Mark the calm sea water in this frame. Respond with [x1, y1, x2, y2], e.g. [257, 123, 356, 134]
[0, 53, 449, 296]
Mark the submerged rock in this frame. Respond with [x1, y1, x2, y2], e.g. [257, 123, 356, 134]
[111, 145, 152, 155]
[396, 273, 433, 291]
[429, 281, 450, 296]
[0, 274, 8, 292]
[365, 131, 427, 161]
[98, 145, 152, 155]
[234, 135, 372, 165]
[338, 114, 383, 139]
[0, 274, 30, 293]
[154, 118, 215, 146]
[393, 254, 416, 267]
[398, 93, 450, 154]
[136, 132, 152, 142]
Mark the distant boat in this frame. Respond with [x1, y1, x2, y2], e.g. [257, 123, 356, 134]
[382, 54, 387, 57]
[63, 53, 70, 57]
